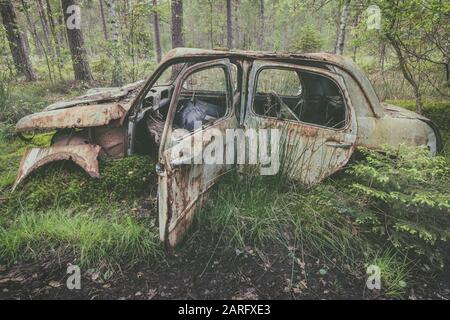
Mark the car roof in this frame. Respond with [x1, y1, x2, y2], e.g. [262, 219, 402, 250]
[161, 48, 383, 117]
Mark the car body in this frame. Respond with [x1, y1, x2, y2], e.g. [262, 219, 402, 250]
[13, 48, 442, 246]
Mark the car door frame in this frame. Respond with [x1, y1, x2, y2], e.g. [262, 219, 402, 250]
[158, 58, 238, 246]
[244, 60, 358, 184]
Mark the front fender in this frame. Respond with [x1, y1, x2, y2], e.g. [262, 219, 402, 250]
[12, 144, 101, 191]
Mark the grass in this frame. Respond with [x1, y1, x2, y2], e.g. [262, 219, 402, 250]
[0, 208, 161, 268]
[196, 173, 368, 269]
[0, 148, 161, 269]
[0, 130, 160, 269]
[369, 249, 411, 297]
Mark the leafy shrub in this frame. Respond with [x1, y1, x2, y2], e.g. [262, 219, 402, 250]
[348, 145, 449, 269]
[91, 55, 112, 82]
[0, 72, 11, 117]
[291, 25, 323, 53]
[0, 84, 47, 126]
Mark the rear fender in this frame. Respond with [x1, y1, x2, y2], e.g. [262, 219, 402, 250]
[12, 144, 101, 191]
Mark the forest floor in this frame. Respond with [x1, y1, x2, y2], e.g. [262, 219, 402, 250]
[0, 81, 449, 300]
[1, 236, 449, 300]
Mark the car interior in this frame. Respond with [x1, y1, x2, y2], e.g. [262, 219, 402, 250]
[253, 68, 347, 129]
[133, 63, 347, 156]
[133, 63, 230, 154]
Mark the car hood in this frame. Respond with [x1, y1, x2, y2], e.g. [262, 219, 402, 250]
[15, 80, 144, 133]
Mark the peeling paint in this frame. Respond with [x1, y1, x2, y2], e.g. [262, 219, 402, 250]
[16, 103, 127, 133]
[12, 144, 101, 191]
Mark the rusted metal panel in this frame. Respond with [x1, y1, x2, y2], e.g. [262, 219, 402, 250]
[356, 106, 439, 155]
[12, 144, 101, 191]
[16, 103, 127, 133]
[93, 123, 126, 158]
[243, 59, 358, 185]
[44, 80, 144, 111]
[158, 58, 237, 246]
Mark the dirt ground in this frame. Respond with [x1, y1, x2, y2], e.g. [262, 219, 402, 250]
[1, 241, 449, 300]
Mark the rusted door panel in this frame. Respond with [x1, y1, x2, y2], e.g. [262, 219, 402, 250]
[158, 59, 237, 246]
[245, 61, 358, 185]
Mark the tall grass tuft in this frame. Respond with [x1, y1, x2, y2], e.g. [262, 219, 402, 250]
[196, 172, 367, 269]
[0, 208, 161, 268]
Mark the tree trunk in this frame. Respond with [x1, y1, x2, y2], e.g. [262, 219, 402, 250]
[334, 0, 351, 55]
[258, 0, 264, 50]
[351, 13, 360, 62]
[387, 34, 423, 114]
[45, 0, 64, 80]
[21, 0, 53, 82]
[226, 0, 233, 49]
[152, 0, 162, 62]
[445, 56, 449, 88]
[234, 0, 240, 48]
[36, 0, 54, 58]
[99, 0, 109, 41]
[61, 0, 93, 82]
[171, 0, 184, 48]
[20, 0, 44, 58]
[380, 42, 386, 71]
[208, 0, 213, 48]
[0, 0, 37, 81]
[105, 0, 123, 86]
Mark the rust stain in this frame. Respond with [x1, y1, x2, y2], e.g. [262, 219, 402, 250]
[302, 126, 319, 137]
[16, 103, 126, 133]
[12, 144, 101, 191]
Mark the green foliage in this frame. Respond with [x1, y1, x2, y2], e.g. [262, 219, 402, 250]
[0, 72, 11, 115]
[0, 208, 161, 268]
[3, 155, 156, 214]
[348, 145, 449, 269]
[292, 25, 323, 53]
[91, 55, 112, 82]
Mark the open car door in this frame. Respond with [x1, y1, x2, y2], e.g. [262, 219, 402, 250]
[244, 61, 358, 184]
[158, 59, 238, 246]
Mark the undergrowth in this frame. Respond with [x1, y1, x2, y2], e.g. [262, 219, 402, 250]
[0, 133, 161, 269]
[0, 208, 161, 268]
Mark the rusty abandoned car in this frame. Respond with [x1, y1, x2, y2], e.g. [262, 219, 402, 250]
[13, 48, 443, 246]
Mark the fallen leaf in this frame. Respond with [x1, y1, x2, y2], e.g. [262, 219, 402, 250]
[48, 281, 62, 288]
